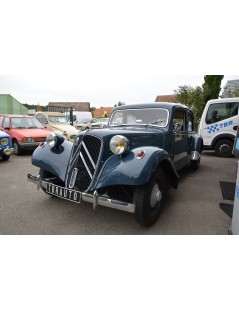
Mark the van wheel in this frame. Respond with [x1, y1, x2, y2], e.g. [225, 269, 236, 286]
[214, 139, 233, 157]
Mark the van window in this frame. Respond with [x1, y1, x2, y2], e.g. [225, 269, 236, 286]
[206, 101, 239, 124]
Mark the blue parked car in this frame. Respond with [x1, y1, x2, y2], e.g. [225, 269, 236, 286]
[0, 130, 12, 161]
[28, 103, 203, 226]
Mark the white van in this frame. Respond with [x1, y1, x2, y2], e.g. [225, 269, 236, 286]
[198, 97, 239, 157]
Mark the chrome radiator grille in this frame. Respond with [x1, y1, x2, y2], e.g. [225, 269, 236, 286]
[72, 135, 102, 192]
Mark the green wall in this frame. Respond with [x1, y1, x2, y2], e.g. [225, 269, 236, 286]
[0, 94, 28, 115]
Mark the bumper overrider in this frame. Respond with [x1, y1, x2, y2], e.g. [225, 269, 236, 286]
[27, 173, 135, 213]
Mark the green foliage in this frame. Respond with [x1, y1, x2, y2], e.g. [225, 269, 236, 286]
[202, 75, 224, 103]
[221, 86, 239, 98]
[174, 75, 224, 126]
[22, 103, 45, 111]
[114, 101, 125, 107]
[174, 85, 204, 125]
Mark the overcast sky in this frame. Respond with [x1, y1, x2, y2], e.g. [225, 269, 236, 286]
[0, 75, 239, 108]
[1, 0, 238, 108]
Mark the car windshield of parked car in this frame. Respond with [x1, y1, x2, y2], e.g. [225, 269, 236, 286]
[91, 119, 99, 123]
[109, 108, 169, 127]
[11, 117, 44, 129]
[48, 116, 68, 123]
[82, 119, 91, 124]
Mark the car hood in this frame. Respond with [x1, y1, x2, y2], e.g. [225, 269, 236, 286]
[50, 124, 79, 134]
[83, 126, 166, 149]
[11, 128, 52, 138]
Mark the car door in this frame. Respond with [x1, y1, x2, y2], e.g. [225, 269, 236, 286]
[171, 108, 190, 170]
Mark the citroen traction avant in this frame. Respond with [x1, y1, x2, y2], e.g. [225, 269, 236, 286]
[28, 103, 202, 226]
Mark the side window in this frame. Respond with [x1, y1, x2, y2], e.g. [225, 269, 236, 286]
[173, 109, 186, 131]
[36, 114, 48, 124]
[0, 116, 3, 126]
[188, 111, 194, 132]
[3, 117, 10, 128]
[206, 102, 239, 124]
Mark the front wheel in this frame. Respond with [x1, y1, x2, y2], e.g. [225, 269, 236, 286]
[134, 167, 166, 226]
[214, 139, 233, 157]
[1, 154, 10, 161]
[12, 139, 23, 155]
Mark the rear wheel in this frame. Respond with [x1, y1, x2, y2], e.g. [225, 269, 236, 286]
[214, 139, 233, 157]
[134, 167, 166, 226]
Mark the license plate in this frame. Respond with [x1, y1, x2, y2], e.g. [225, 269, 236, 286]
[46, 182, 82, 203]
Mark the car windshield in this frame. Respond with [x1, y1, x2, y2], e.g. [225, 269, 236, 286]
[48, 116, 68, 123]
[109, 108, 169, 127]
[82, 119, 91, 124]
[11, 117, 44, 129]
[91, 119, 99, 123]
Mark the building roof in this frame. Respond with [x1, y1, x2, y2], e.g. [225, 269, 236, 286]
[155, 95, 178, 102]
[93, 107, 113, 118]
[48, 102, 90, 111]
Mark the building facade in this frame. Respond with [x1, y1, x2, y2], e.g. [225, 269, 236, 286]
[0, 94, 28, 115]
[222, 79, 239, 97]
[47, 102, 90, 112]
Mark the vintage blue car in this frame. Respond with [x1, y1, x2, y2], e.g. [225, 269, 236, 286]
[28, 103, 203, 226]
[0, 130, 12, 161]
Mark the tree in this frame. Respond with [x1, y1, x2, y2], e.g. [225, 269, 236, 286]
[202, 75, 224, 103]
[221, 85, 239, 98]
[174, 85, 204, 125]
[114, 101, 125, 107]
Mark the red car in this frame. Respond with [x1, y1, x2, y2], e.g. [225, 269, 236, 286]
[0, 114, 53, 155]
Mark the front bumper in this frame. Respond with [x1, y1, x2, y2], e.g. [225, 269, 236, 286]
[27, 173, 135, 213]
[19, 142, 41, 150]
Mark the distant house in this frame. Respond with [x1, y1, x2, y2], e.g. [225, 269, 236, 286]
[47, 102, 90, 112]
[0, 94, 28, 115]
[155, 95, 177, 103]
[93, 107, 113, 118]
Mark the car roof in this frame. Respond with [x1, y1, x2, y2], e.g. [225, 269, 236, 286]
[36, 112, 65, 116]
[111, 102, 189, 111]
[0, 114, 32, 118]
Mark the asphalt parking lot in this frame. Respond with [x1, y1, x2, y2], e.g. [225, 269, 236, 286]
[0, 151, 237, 234]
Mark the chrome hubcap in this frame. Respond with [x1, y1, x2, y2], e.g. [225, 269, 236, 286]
[219, 144, 231, 154]
[150, 183, 162, 208]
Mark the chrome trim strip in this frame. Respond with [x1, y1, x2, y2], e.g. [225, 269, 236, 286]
[80, 152, 93, 179]
[69, 168, 78, 188]
[82, 141, 96, 169]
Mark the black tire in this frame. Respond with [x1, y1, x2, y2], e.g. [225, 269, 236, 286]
[1, 154, 10, 161]
[134, 167, 166, 226]
[214, 139, 233, 157]
[12, 139, 23, 156]
[191, 158, 200, 170]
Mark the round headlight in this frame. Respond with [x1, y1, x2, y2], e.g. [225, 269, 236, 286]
[110, 135, 129, 155]
[46, 132, 57, 148]
[0, 138, 8, 146]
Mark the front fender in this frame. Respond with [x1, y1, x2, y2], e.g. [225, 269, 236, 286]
[32, 141, 73, 182]
[96, 147, 173, 189]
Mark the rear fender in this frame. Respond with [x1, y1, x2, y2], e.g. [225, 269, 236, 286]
[95, 147, 178, 189]
[32, 141, 73, 182]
